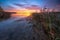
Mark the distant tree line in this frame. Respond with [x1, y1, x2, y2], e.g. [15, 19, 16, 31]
[0, 6, 11, 21]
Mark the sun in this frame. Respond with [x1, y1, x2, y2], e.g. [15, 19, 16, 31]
[16, 9, 32, 17]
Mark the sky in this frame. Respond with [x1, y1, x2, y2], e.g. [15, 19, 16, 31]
[0, 0, 60, 11]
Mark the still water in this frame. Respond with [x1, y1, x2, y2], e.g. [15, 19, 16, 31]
[0, 14, 33, 40]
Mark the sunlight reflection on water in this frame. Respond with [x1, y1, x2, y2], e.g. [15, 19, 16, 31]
[0, 14, 32, 30]
[11, 14, 30, 18]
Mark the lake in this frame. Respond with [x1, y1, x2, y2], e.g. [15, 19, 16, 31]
[0, 14, 33, 40]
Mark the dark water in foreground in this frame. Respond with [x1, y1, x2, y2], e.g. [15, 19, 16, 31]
[0, 16, 33, 40]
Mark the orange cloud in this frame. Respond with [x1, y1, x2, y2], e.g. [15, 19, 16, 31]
[5, 5, 41, 13]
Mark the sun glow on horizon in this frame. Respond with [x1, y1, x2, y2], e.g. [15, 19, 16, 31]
[13, 9, 33, 17]
[8, 8, 41, 17]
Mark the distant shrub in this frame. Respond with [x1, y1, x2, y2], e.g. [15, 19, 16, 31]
[0, 12, 11, 21]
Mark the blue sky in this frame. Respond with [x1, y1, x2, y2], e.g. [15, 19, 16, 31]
[0, 0, 60, 11]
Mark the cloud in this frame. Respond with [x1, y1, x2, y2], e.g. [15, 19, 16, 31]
[14, 3, 24, 7]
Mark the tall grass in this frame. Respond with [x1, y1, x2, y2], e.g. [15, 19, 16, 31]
[31, 12, 60, 40]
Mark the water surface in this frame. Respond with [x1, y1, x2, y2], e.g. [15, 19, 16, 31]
[0, 14, 33, 40]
